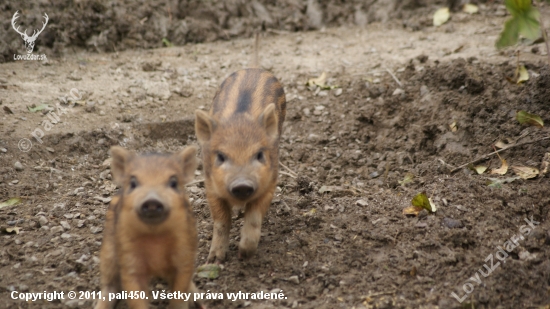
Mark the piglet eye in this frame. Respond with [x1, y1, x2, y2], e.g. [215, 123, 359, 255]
[169, 176, 178, 190]
[256, 151, 265, 162]
[216, 152, 226, 164]
[129, 176, 138, 190]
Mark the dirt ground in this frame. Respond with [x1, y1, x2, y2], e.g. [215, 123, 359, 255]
[1, 1, 550, 309]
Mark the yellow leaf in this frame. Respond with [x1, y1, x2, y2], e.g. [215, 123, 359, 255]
[511, 165, 539, 179]
[463, 4, 479, 14]
[433, 8, 450, 27]
[516, 65, 529, 84]
[516, 110, 544, 128]
[303, 208, 317, 216]
[411, 192, 435, 212]
[490, 157, 509, 175]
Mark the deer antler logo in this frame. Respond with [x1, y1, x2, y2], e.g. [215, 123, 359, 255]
[11, 11, 49, 54]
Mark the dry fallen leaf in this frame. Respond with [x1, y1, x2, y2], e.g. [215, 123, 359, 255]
[490, 153, 509, 175]
[511, 165, 539, 179]
[516, 65, 529, 84]
[449, 121, 458, 132]
[403, 205, 423, 216]
[433, 7, 451, 27]
[307, 72, 327, 87]
[1, 226, 21, 234]
[463, 4, 479, 14]
[516, 111, 544, 128]
[0, 197, 22, 209]
[495, 140, 514, 149]
[468, 164, 488, 174]
[428, 197, 438, 212]
[398, 173, 415, 186]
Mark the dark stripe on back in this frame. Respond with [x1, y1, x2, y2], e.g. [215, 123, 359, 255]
[236, 89, 252, 113]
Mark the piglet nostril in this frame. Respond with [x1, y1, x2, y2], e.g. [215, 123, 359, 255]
[230, 180, 255, 200]
[138, 199, 167, 224]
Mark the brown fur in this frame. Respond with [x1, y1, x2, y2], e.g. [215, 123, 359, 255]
[94, 146, 200, 309]
[195, 38, 286, 263]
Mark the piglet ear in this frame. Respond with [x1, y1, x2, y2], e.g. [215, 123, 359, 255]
[258, 103, 278, 141]
[195, 110, 216, 143]
[175, 145, 199, 185]
[109, 146, 133, 186]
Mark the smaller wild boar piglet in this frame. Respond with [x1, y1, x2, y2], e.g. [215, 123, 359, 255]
[94, 146, 200, 309]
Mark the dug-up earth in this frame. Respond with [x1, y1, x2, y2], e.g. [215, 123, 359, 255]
[1, 7, 550, 309]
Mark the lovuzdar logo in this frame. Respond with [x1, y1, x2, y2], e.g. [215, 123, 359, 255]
[11, 11, 49, 57]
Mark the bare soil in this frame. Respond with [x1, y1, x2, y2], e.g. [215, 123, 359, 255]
[1, 2, 550, 309]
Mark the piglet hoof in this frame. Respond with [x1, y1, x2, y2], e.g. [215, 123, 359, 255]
[238, 246, 257, 260]
[206, 252, 225, 265]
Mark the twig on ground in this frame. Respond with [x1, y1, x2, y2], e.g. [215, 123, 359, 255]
[385, 67, 403, 88]
[279, 161, 298, 177]
[280, 171, 297, 179]
[451, 136, 550, 173]
[438, 158, 456, 171]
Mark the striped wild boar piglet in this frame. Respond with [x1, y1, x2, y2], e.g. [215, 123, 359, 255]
[195, 45, 286, 263]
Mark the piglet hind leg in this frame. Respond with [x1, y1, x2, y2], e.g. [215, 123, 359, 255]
[206, 197, 232, 264]
[238, 189, 274, 260]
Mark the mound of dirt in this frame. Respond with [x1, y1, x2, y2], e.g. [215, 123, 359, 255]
[1, 0, 482, 63]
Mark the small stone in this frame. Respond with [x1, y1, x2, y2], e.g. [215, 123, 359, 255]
[356, 199, 368, 207]
[19, 284, 29, 292]
[76, 220, 85, 228]
[334, 88, 343, 96]
[46, 147, 55, 153]
[420, 85, 429, 97]
[38, 216, 49, 226]
[50, 226, 64, 234]
[60, 221, 71, 230]
[76, 254, 89, 264]
[14, 161, 24, 171]
[90, 226, 103, 234]
[392, 88, 405, 96]
[443, 217, 463, 229]
[0, 147, 7, 153]
[369, 171, 380, 179]
[11, 180, 19, 184]
[50, 249, 63, 257]
[60, 233, 72, 239]
[94, 196, 111, 204]
[307, 134, 320, 141]
[65, 299, 80, 308]
[288, 275, 300, 284]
